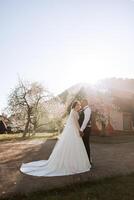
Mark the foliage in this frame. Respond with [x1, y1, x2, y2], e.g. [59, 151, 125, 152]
[7, 79, 52, 137]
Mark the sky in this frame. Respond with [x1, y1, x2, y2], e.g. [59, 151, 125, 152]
[0, 0, 134, 112]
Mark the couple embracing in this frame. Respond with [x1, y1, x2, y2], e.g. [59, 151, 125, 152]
[20, 99, 92, 176]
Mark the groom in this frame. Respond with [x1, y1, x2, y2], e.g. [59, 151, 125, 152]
[79, 99, 92, 164]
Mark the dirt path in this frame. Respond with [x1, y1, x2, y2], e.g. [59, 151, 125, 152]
[1, 137, 134, 198]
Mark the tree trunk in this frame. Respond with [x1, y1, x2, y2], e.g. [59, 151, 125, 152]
[32, 123, 37, 135]
[101, 122, 106, 136]
[23, 111, 31, 138]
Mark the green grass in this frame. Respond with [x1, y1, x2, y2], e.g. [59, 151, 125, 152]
[2, 173, 134, 200]
[1, 133, 134, 144]
[0, 132, 58, 142]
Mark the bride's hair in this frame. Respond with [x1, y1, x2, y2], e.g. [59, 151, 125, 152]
[71, 101, 79, 109]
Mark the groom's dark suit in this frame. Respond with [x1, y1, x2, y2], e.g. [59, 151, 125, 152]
[79, 107, 92, 163]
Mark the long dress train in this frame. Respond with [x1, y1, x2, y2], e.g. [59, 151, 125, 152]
[20, 109, 91, 176]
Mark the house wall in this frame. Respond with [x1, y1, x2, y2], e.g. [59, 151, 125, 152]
[110, 110, 123, 130]
[123, 112, 133, 131]
[92, 110, 132, 134]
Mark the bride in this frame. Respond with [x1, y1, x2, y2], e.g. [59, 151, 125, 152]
[20, 101, 91, 176]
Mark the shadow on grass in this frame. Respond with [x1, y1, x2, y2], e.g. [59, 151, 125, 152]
[90, 134, 134, 144]
[1, 173, 134, 200]
[0, 139, 93, 199]
[0, 139, 57, 198]
[1, 136, 134, 200]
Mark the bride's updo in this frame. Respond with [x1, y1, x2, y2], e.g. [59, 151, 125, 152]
[71, 101, 79, 109]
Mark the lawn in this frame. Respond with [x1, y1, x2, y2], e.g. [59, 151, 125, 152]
[2, 173, 134, 200]
[0, 132, 58, 142]
[1, 133, 134, 200]
[1, 132, 134, 144]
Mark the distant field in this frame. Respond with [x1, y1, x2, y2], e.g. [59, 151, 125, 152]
[1, 132, 134, 144]
[0, 132, 58, 141]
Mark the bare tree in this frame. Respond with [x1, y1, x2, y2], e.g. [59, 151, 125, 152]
[8, 79, 51, 137]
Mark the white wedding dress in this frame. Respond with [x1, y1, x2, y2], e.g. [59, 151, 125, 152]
[20, 109, 91, 177]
